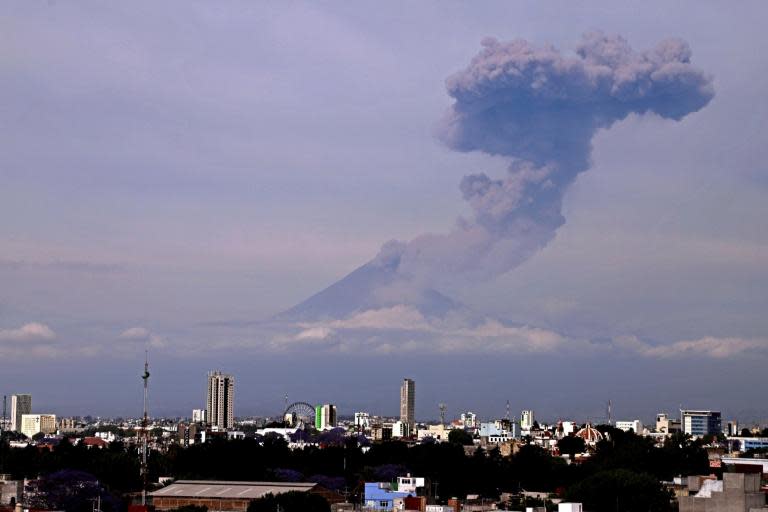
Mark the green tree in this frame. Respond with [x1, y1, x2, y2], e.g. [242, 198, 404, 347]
[247, 491, 330, 512]
[448, 429, 474, 446]
[565, 469, 672, 512]
[557, 436, 585, 459]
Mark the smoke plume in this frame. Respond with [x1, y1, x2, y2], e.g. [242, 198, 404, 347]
[375, 32, 714, 286]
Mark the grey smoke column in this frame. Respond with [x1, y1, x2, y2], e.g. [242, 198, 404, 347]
[380, 32, 714, 285]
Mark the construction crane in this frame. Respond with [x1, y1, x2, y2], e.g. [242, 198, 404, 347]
[140, 352, 150, 506]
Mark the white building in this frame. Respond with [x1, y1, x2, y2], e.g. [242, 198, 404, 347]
[21, 414, 56, 439]
[397, 475, 425, 493]
[417, 424, 450, 442]
[354, 412, 370, 430]
[479, 421, 518, 444]
[315, 404, 337, 429]
[10, 394, 32, 432]
[192, 409, 207, 424]
[521, 410, 535, 430]
[392, 420, 410, 438]
[615, 420, 644, 434]
[460, 412, 477, 429]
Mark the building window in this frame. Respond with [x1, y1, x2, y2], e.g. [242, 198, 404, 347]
[380, 500, 390, 508]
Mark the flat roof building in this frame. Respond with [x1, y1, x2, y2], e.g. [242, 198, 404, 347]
[20, 414, 56, 439]
[151, 480, 340, 512]
[681, 410, 721, 437]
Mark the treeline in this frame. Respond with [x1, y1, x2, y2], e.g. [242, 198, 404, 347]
[0, 427, 710, 512]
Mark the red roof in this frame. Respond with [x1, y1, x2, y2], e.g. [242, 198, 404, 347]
[83, 437, 109, 448]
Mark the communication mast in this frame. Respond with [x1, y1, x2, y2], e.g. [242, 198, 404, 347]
[606, 399, 613, 426]
[140, 352, 150, 506]
[438, 403, 446, 425]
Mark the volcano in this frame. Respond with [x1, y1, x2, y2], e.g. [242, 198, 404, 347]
[275, 248, 477, 324]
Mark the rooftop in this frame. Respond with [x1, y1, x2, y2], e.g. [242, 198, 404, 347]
[151, 480, 316, 500]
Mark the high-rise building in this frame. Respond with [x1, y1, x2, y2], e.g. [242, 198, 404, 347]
[10, 394, 32, 432]
[461, 411, 477, 429]
[681, 409, 721, 437]
[354, 412, 370, 430]
[520, 410, 535, 430]
[21, 413, 56, 439]
[314, 404, 337, 429]
[206, 371, 234, 430]
[400, 378, 415, 425]
[192, 409, 207, 424]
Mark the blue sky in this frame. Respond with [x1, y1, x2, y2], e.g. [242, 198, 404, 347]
[1, 1, 767, 422]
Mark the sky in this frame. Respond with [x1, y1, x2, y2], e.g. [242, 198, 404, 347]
[1, 1, 767, 423]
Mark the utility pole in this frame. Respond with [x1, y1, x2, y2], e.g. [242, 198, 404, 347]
[140, 352, 150, 506]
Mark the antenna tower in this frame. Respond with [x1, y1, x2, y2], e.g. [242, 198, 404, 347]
[140, 352, 150, 506]
[606, 399, 612, 426]
[506, 400, 511, 421]
[438, 403, 446, 425]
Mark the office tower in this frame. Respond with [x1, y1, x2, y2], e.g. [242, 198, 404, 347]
[681, 409, 722, 437]
[21, 413, 56, 439]
[10, 394, 32, 432]
[520, 410, 535, 430]
[400, 378, 415, 425]
[314, 404, 337, 429]
[206, 371, 234, 430]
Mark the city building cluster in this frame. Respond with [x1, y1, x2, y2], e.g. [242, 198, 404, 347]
[1, 374, 767, 512]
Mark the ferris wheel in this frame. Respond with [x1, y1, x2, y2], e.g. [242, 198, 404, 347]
[283, 401, 315, 426]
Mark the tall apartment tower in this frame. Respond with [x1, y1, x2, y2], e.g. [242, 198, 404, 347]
[206, 372, 234, 430]
[520, 410, 535, 430]
[400, 378, 415, 425]
[10, 394, 32, 432]
[315, 404, 337, 430]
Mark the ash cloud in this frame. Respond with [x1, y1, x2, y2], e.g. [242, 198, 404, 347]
[378, 32, 714, 285]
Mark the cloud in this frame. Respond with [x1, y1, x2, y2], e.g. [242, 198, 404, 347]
[272, 305, 768, 360]
[369, 32, 713, 287]
[615, 335, 768, 359]
[118, 326, 167, 348]
[287, 305, 580, 354]
[0, 322, 56, 342]
[295, 326, 334, 340]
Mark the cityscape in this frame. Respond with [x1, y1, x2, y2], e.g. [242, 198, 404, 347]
[2, 2, 767, 512]
[1, 370, 767, 512]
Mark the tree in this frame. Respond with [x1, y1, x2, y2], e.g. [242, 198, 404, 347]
[25, 469, 121, 512]
[557, 436, 586, 459]
[565, 469, 672, 512]
[741, 428, 752, 437]
[448, 429, 473, 446]
[247, 491, 330, 512]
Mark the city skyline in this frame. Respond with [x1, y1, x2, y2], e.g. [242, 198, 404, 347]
[1, 2, 767, 419]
